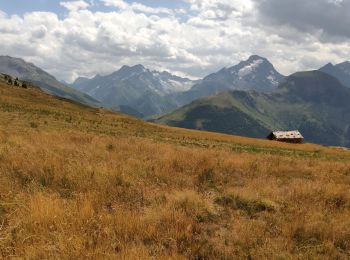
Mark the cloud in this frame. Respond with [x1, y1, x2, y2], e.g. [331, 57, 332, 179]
[129, 3, 173, 15]
[31, 25, 48, 39]
[0, 0, 349, 83]
[254, 0, 350, 41]
[101, 0, 127, 9]
[186, 0, 254, 19]
[101, 0, 174, 15]
[60, 1, 90, 12]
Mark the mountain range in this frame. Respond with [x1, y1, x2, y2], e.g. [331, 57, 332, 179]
[319, 61, 350, 88]
[72, 65, 198, 117]
[156, 71, 350, 147]
[0, 56, 100, 107]
[70, 55, 286, 117]
[174, 55, 285, 106]
[1, 54, 350, 147]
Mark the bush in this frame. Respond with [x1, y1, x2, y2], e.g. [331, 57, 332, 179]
[197, 168, 216, 189]
[215, 193, 276, 215]
[325, 194, 347, 210]
[30, 122, 39, 128]
[293, 226, 322, 249]
[106, 143, 115, 151]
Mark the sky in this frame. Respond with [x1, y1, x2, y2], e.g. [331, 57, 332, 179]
[0, 0, 349, 82]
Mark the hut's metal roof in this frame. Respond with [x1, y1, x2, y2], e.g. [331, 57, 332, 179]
[272, 130, 303, 139]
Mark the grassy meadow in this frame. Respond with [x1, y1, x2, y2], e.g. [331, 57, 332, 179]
[1, 81, 350, 259]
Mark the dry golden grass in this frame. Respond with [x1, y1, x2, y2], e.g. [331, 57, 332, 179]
[1, 82, 350, 259]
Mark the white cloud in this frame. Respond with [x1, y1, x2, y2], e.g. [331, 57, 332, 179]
[186, 0, 254, 19]
[0, 0, 349, 83]
[101, 0, 173, 15]
[31, 25, 48, 39]
[129, 3, 173, 15]
[101, 0, 128, 9]
[60, 1, 90, 12]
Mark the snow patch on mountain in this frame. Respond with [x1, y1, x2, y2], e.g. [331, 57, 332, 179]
[267, 75, 279, 86]
[149, 70, 196, 95]
[238, 59, 264, 78]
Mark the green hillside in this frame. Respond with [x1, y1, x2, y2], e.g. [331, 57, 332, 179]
[0, 56, 101, 108]
[157, 71, 350, 147]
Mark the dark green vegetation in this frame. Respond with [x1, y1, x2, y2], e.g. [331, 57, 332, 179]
[157, 71, 350, 147]
[0, 56, 101, 107]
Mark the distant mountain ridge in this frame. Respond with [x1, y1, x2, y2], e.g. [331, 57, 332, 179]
[319, 61, 350, 88]
[194, 55, 284, 92]
[156, 71, 350, 147]
[173, 55, 285, 104]
[72, 55, 285, 117]
[0, 56, 101, 107]
[71, 64, 199, 117]
[3, 54, 350, 125]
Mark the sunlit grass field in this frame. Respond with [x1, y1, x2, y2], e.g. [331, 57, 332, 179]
[1, 81, 350, 259]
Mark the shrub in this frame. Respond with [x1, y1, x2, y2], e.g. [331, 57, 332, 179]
[292, 226, 323, 250]
[197, 168, 216, 189]
[325, 194, 348, 210]
[215, 193, 276, 215]
[30, 122, 39, 128]
[107, 143, 115, 151]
